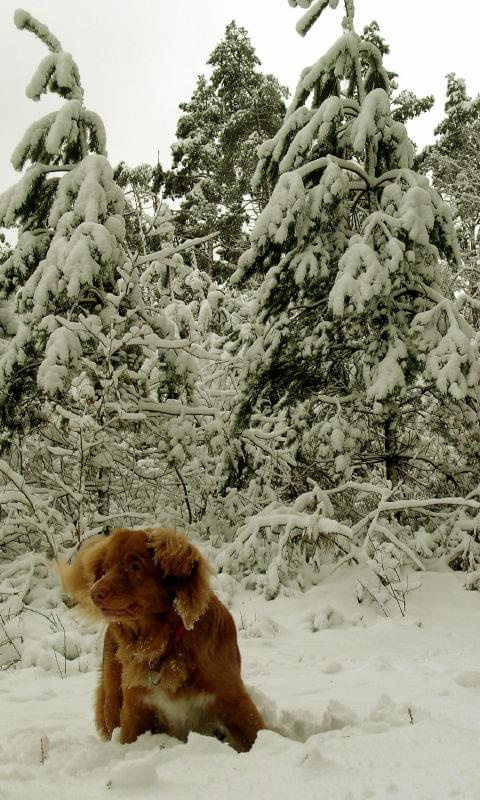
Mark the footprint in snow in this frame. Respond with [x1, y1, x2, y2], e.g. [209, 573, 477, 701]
[302, 605, 345, 632]
[454, 671, 480, 688]
[238, 615, 280, 638]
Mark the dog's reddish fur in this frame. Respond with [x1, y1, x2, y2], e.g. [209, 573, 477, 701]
[59, 527, 265, 751]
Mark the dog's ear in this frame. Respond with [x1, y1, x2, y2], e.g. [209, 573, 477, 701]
[56, 536, 106, 617]
[148, 529, 212, 629]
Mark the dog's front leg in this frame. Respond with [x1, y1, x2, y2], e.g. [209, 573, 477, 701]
[212, 690, 265, 752]
[119, 687, 158, 744]
[96, 627, 123, 739]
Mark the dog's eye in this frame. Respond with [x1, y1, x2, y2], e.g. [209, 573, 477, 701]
[129, 561, 143, 573]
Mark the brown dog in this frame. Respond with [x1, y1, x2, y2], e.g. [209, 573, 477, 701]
[59, 527, 265, 751]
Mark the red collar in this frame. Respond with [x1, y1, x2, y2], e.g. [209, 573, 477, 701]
[169, 622, 186, 651]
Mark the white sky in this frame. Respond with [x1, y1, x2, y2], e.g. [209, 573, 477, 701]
[0, 0, 478, 195]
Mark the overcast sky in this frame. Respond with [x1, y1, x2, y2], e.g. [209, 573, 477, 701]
[0, 0, 478, 196]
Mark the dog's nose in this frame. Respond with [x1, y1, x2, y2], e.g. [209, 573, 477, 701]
[91, 584, 109, 604]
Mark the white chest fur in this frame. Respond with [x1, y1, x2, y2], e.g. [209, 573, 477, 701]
[149, 688, 215, 740]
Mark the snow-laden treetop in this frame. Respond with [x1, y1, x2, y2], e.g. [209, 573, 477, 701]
[14, 9, 83, 102]
[8, 8, 106, 176]
[288, 0, 356, 37]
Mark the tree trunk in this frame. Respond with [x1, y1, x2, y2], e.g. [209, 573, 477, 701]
[384, 415, 399, 486]
[97, 467, 111, 535]
[207, 237, 214, 276]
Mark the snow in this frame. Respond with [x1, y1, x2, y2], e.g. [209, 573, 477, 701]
[2, 566, 480, 799]
[329, 235, 390, 316]
[37, 326, 83, 395]
[351, 88, 390, 153]
[0, 165, 45, 227]
[279, 97, 342, 173]
[25, 52, 83, 103]
[412, 299, 480, 399]
[249, 170, 306, 252]
[45, 99, 82, 155]
[10, 113, 57, 170]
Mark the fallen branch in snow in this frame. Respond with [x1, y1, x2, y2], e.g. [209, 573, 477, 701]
[217, 475, 480, 601]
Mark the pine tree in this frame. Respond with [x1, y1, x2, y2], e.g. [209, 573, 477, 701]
[227, 0, 480, 500]
[166, 21, 288, 277]
[113, 160, 168, 256]
[419, 74, 480, 266]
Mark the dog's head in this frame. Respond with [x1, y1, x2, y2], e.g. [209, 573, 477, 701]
[58, 527, 212, 629]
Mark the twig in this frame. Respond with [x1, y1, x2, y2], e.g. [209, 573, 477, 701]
[174, 467, 193, 525]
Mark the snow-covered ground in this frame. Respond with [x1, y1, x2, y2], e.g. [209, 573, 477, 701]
[2, 563, 480, 800]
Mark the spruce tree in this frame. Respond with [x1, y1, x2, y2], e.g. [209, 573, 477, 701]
[0, 10, 106, 302]
[228, 0, 480, 499]
[166, 21, 287, 277]
[0, 11, 207, 538]
[0, 9, 108, 432]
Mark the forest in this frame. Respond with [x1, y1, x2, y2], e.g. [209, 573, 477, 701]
[1, 0, 479, 622]
[1, 2, 480, 796]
